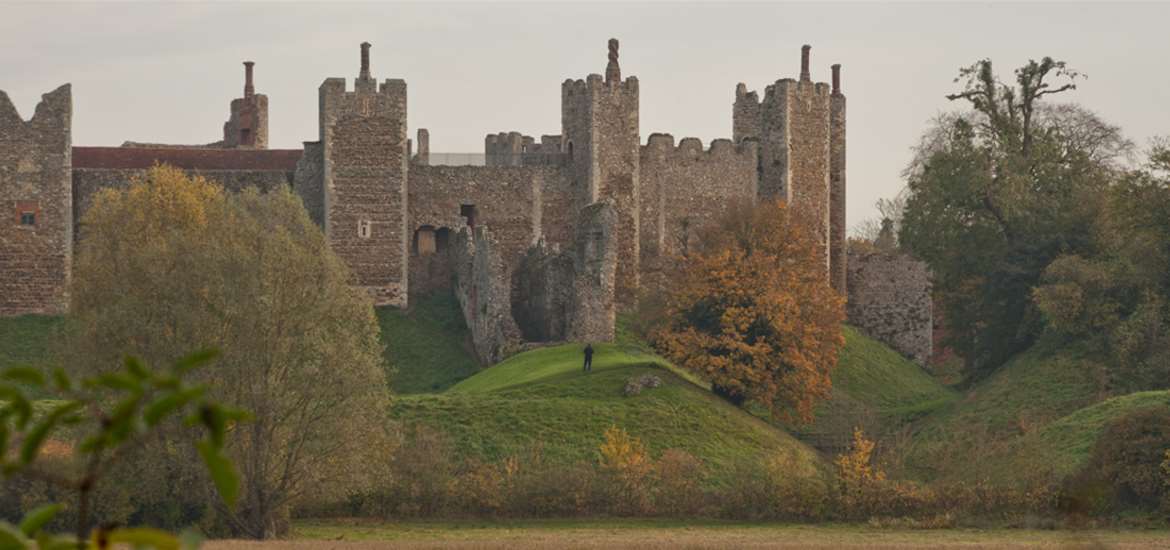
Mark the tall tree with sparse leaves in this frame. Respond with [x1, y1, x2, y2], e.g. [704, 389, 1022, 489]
[899, 57, 1130, 379]
[68, 165, 390, 539]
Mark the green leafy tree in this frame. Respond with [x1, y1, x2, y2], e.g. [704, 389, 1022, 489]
[1033, 141, 1170, 390]
[900, 58, 1130, 379]
[68, 166, 389, 538]
[0, 351, 243, 549]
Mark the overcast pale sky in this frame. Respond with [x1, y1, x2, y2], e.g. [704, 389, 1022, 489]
[2, 2, 1167, 227]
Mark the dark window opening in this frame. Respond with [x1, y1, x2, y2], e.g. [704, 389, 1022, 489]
[460, 204, 477, 228]
[20, 212, 36, 226]
[240, 128, 252, 145]
[435, 227, 451, 252]
[567, 141, 574, 157]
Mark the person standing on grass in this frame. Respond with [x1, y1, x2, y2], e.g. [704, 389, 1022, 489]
[583, 343, 594, 372]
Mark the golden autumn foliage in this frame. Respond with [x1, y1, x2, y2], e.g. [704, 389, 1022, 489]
[651, 199, 845, 422]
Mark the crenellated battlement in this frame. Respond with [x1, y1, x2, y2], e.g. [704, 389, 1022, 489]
[641, 133, 757, 161]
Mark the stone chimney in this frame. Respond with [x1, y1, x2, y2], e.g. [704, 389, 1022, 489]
[831, 63, 841, 95]
[800, 45, 811, 82]
[243, 61, 255, 98]
[605, 38, 620, 84]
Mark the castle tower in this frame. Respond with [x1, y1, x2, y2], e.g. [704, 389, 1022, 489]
[222, 61, 269, 148]
[319, 42, 410, 307]
[733, 45, 840, 280]
[561, 38, 640, 305]
[0, 84, 72, 315]
[829, 64, 847, 294]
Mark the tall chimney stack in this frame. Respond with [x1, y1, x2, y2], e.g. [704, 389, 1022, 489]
[360, 42, 371, 80]
[800, 45, 811, 82]
[831, 64, 841, 95]
[243, 61, 255, 98]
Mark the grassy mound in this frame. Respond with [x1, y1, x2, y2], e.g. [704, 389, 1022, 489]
[1016, 390, 1170, 479]
[377, 293, 480, 394]
[898, 341, 1105, 482]
[796, 327, 956, 450]
[394, 343, 823, 483]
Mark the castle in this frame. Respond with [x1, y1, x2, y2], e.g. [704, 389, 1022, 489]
[0, 39, 931, 366]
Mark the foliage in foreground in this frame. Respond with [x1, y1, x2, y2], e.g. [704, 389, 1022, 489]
[0, 351, 242, 549]
[328, 423, 1067, 526]
[651, 199, 845, 422]
[66, 165, 389, 538]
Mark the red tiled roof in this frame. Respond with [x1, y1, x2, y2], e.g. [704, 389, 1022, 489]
[72, 147, 302, 171]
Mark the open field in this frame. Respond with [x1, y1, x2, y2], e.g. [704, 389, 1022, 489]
[204, 519, 1170, 549]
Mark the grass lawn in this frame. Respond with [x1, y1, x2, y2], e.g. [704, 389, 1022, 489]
[794, 326, 956, 450]
[394, 343, 823, 483]
[202, 519, 1170, 549]
[898, 340, 1107, 483]
[377, 293, 481, 394]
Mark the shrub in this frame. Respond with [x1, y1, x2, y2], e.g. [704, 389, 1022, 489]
[598, 425, 654, 515]
[654, 449, 707, 516]
[1078, 405, 1170, 511]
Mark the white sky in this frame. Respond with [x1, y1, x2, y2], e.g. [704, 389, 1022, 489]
[2, 2, 1167, 227]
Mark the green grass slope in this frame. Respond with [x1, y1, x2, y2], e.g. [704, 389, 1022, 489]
[0, 314, 65, 373]
[898, 341, 1105, 483]
[394, 344, 823, 484]
[1013, 390, 1170, 480]
[377, 293, 480, 394]
[796, 326, 956, 449]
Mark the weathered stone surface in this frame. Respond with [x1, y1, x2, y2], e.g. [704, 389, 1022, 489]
[513, 201, 618, 344]
[846, 248, 933, 366]
[450, 225, 522, 363]
[0, 85, 72, 316]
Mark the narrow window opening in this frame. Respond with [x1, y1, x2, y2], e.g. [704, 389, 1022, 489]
[240, 128, 252, 145]
[460, 204, 477, 228]
[358, 220, 372, 239]
[20, 212, 36, 226]
[435, 227, 451, 252]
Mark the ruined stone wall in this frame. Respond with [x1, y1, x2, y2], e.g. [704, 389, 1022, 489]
[450, 225, 522, 363]
[846, 249, 932, 366]
[222, 61, 268, 149]
[512, 201, 617, 344]
[638, 135, 757, 265]
[0, 85, 72, 316]
[319, 68, 409, 307]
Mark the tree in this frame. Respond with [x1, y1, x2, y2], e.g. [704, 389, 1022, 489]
[899, 57, 1130, 379]
[68, 165, 389, 538]
[651, 200, 845, 422]
[1033, 140, 1170, 390]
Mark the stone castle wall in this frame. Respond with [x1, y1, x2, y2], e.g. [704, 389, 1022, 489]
[846, 249, 932, 366]
[638, 135, 758, 263]
[450, 225, 522, 363]
[318, 72, 409, 308]
[512, 201, 618, 344]
[0, 85, 72, 316]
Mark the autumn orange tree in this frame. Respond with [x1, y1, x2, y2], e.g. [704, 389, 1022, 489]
[651, 199, 844, 422]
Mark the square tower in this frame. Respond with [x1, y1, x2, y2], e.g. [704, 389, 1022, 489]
[561, 39, 640, 306]
[0, 85, 72, 315]
[734, 45, 844, 286]
[319, 42, 410, 307]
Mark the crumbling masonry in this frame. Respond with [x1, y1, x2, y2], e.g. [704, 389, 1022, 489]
[0, 40, 930, 365]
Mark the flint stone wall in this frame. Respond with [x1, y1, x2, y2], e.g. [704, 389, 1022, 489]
[0, 85, 72, 315]
[846, 249, 932, 366]
[512, 201, 617, 344]
[451, 225, 522, 364]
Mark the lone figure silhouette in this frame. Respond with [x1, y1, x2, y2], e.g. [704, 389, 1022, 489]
[582, 343, 594, 373]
